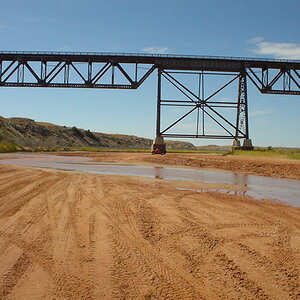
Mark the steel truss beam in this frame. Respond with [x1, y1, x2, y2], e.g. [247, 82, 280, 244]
[156, 69, 248, 140]
[246, 66, 300, 95]
[0, 59, 156, 89]
[0, 51, 299, 93]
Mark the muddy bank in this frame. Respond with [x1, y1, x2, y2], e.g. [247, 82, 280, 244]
[0, 165, 299, 299]
[56, 152, 300, 180]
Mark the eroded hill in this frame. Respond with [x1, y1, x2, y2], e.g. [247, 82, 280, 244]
[0, 116, 196, 150]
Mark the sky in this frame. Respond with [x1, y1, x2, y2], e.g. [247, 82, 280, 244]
[0, 0, 300, 147]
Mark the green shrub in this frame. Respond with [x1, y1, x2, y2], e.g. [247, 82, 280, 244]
[0, 142, 18, 153]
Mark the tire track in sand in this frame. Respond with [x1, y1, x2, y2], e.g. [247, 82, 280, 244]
[78, 179, 207, 300]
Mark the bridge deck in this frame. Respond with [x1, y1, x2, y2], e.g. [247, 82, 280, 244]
[1, 51, 300, 72]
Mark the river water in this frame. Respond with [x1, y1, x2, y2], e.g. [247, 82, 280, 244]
[0, 153, 299, 207]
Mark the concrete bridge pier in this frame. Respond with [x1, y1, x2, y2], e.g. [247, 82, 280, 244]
[232, 140, 241, 150]
[232, 139, 254, 150]
[151, 136, 166, 153]
[242, 139, 254, 150]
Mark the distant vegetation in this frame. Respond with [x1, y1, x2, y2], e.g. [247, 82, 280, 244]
[0, 131, 18, 153]
[1, 116, 299, 159]
[229, 147, 300, 160]
[0, 142, 17, 153]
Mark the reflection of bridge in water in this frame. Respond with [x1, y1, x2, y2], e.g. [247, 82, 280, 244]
[1, 51, 299, 149]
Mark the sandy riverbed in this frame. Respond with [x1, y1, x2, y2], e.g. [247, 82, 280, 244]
[0, 153, 299, 299]
[56, 152, 300, 180]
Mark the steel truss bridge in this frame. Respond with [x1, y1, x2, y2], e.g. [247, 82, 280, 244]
[1, 51, 300, 146]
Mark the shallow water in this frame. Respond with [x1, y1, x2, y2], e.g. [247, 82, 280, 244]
[0, 153, 299, 207]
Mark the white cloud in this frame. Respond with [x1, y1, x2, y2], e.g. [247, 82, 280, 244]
[250, 108, 274, 117]
[249, 37, 300, 60]
[142, 47, 168, 54]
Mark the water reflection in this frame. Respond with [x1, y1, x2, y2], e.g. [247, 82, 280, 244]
[233, 173, 248, 187]
[0, 153, 299, 207]
[177, 187, 248, 196]
[154, 167, 163, 179]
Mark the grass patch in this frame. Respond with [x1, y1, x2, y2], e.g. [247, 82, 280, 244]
[0, 142, 18, 153]
[167, 149, 227, 154]
[287, 153, 300, 160]
[228, 147, 300, 160]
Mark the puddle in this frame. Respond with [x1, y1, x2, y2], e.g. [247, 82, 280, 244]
[0, 153, 299, 207]
[176, 187, 248, 196]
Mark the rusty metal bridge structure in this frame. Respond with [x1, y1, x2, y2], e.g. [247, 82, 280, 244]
[1, 51, 300, 148]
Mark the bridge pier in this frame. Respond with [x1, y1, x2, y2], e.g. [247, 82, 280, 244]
[151, 68, 166, 154]
[232, 139, 254, 150]
[151, 136, 166, 153]
[235, 74, 254, 150]
[154, 67, 256, 154]
[232, 140, 241, 150]
[242, 138, 254, 150]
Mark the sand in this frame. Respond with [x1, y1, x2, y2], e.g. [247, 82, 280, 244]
[0, 154, 299, 299]
[56, 152, 300, 180]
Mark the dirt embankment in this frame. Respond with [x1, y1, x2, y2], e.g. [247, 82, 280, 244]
[0, 165, 299, 299]
[0, 116, 195, 150]
[142, 153, 300, 180]
[58, 152, 300, 180]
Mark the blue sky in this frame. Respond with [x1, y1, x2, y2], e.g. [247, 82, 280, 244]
[1, 0, 300, 147]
